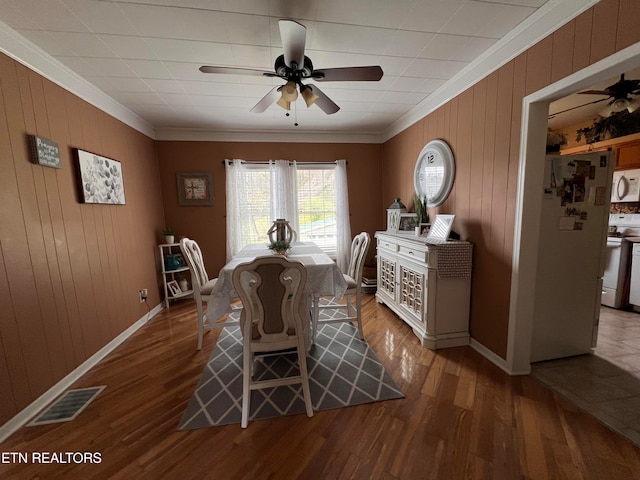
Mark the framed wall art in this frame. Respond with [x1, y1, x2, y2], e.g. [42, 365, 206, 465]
[177, 172, 214, 206]
[75, 149, 125, 205]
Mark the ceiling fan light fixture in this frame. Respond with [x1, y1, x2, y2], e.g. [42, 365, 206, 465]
[628, 98, 640, 113]
[276, 97, 291, 110]
[611, 98, 630, 113]
[300, 86, 319, 107]
[281, 81, 298, 102]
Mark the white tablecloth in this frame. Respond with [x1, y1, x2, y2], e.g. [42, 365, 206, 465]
[206, 242, 347, 322]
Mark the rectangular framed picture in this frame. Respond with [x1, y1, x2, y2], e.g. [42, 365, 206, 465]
[29, 135, 61, 168]
[398, 213, 418, 231]
[419, 223, 431, 236]
[426, 214, 455, 241]
[75, 149, 125, 204]
[177, 172, 214, 206]
[167, 280, 181, 296]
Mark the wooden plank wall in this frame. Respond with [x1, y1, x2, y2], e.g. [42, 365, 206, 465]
[0, 52, 165, 425]
[382, 0, 640, 359]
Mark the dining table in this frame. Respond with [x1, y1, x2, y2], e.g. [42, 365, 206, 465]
[205, 242, 348, 337]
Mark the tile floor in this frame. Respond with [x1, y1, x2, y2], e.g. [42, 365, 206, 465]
[531, 306, 640, 446]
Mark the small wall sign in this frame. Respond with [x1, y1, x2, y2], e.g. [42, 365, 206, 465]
[29, 135, 61, 168]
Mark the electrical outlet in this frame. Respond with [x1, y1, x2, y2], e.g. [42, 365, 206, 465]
[139, 289, 148, 303]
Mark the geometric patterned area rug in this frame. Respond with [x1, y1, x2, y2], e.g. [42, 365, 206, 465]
[178, 315, 404, 429]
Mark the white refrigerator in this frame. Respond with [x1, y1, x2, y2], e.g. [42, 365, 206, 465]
[530, 152, 613, 362]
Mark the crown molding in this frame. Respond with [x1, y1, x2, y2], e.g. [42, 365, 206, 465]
[155, 128, 384, 143]
[0, 20, 156, 139]
[381, 0, 601, 143]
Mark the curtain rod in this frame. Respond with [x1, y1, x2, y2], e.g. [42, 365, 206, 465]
[221, 160, 345, 166]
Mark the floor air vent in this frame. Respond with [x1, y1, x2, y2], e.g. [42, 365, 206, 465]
[29, 386, 105, 426]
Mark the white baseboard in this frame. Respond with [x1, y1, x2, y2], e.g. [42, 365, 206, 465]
[469, 338, 530, 376]
[0, 302, 163, 444]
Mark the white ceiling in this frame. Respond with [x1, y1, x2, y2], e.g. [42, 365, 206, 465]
[0, 0, 600, 142]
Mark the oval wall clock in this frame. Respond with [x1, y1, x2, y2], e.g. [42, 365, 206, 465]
[413, 139, 455, 207]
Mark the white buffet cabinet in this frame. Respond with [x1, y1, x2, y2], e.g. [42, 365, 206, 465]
[375, 231, 473, 349]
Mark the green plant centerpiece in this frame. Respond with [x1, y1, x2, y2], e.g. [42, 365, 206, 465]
[268, 239, 291, 255]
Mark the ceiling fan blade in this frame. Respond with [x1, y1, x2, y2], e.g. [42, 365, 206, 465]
[308, 85, 339, 114]
[548, 98, 609, 118]
[578, 89, 613, 96]
[250, 86, 282, 113]
[312, 66, 383, 82]
[200, 65, 275, 77]
[279, 19, 306, 69]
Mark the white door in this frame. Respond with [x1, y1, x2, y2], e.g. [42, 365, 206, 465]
[530, 152, 613, 362]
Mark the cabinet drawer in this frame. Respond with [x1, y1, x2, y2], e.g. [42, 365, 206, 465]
[398, 244, 428, 263]
[377, 238, 398, 252]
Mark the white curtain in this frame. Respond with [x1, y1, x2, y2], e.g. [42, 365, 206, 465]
[270, 160, 299, 235]
[335, 159, 352, 272]
[225, 159, 249, 261]
[226, 158, 350, 266]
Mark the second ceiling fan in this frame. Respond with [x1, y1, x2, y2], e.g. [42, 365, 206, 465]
[199, 19, 383, 115]
[550, 73, 640, 119]
[579, 73, 640, 116]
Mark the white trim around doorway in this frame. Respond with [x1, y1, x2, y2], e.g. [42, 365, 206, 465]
[506, 42, 640, 375]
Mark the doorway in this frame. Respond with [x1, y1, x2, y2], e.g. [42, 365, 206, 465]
[506, 42, 640, 374]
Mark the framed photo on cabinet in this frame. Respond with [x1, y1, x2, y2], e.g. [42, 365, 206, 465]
[398, 213, 417, 231]
[167, 280, 181, 296]
[177, 172, 214, 206]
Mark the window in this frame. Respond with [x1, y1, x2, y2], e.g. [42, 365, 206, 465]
[296, 165, 337, 255]
[225, 160, 350, 267]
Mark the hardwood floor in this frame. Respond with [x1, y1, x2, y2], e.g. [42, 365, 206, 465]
[2, 296, 640, 479]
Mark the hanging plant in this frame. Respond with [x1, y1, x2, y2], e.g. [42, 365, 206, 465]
[576, 110, 640, 144]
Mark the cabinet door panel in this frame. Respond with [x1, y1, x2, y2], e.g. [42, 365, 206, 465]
[399, 263, 425, 321]
[378, 255, 397, 300]
[617, 143, 640, 169]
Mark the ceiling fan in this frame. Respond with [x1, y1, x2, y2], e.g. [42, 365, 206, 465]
[199, 19, 383, 115]
[549, 73, 640, 119]
[578, 73, 640, 116]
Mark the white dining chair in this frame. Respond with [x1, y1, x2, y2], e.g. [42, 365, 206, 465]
[232, 256, 314, 428]
[313, 232, 371, 340]
[180, 237, 238, 350]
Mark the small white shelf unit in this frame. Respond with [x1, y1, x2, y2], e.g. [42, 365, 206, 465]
[159, 243, 193, 308]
